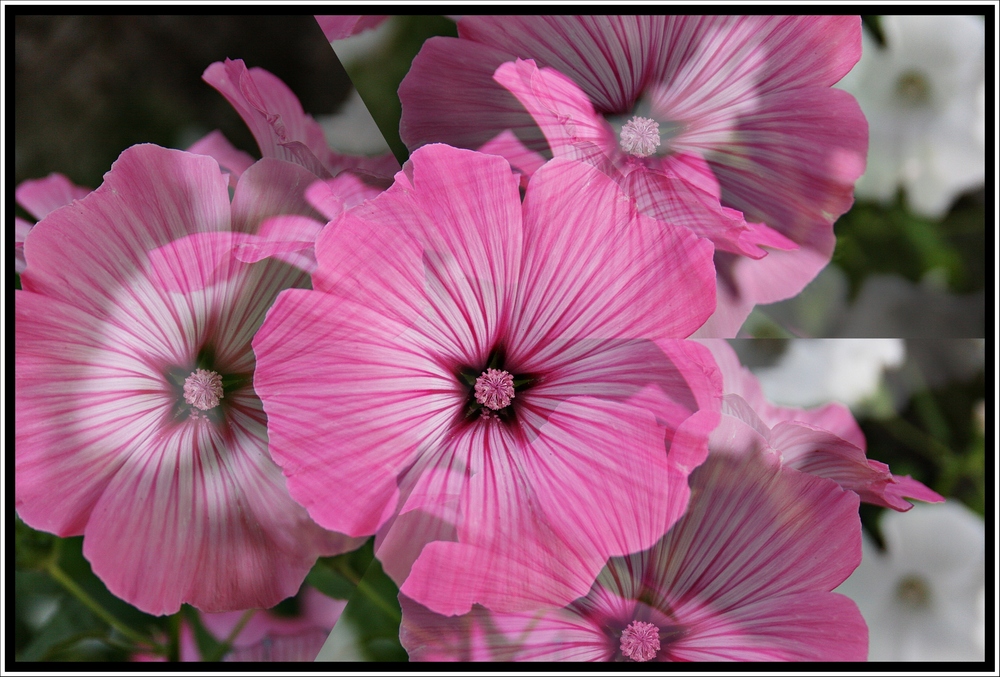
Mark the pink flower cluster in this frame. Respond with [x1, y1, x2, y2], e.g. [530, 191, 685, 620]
[14, 15, 941, 662]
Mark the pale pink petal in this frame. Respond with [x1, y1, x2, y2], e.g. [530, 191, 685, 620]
[15, 291, 165, 536]
[477, 129, 547, 185]
[21, 145, 231, 314]
[304, 171, 388, 221]
[15, 216, 32, 273]
[230, 158, 326, 234]
[15, 173, 90, 221]
[401, 597, 607, 661]
[186, 130, 256, 187]
[231, 215, 324, 274]
[315, 15, 388, 42]
[649, 452, 861, 611]
[508, 157, 716, 369]
[402, 397, 689, 615]
[202, 59, 332, 176]
[641, 452, 864, 659]
[313, 144, 521, 367]
[83, 403, 351, 615]
[623, 167, 797, 259]
[493, 59, 616, 161]
[666, 591, 867, 661]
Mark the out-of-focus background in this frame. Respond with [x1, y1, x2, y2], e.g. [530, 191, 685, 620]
[12, 13, 989, 663]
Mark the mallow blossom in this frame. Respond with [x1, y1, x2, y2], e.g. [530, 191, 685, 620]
[135, 587, 346, 662]
[701, 340, 942, 511]
[15, 144, 361, 615]
[400, 450, 868, 661]
[838, 15, 985, 218]
[14, 173, 90, 274]
[398, 16, 868, 335]
[253, 143, 721, 616]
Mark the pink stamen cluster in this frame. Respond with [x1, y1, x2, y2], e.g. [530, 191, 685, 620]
[619, 116, 661, 157]
[620, 620, 660, 662]
[183, 368, 224, 411]
[474, 368, 515, 410]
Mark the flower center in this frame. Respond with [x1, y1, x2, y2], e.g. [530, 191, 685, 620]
[895, 70, 931, 106]
[183, 368, 224, 411]
[895, 574, 931, 609]
[620, 620, 660, 662]
[474, 368, 515, 410]
[619, 116, 661, 158]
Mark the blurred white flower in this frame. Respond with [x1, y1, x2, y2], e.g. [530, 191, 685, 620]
[839, 15, 985, 218]
[836, 502, 985, 661]
[752, 339, 905, 409]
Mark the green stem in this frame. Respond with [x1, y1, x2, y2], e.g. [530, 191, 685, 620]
[354, 578, 402, 624]
[204, 608, 256, 662]
[45, 559, 160, 653]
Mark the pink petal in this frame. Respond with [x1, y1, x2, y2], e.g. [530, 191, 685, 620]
[15, 217, 32, 273]
[230, 158, 327, 234]
[508, 157, 716, 370]
[315, 15, 388, 42]
[477, 129, 547, 185]
[402, 397, 691, 615]
[624, 167, 797, 259]
[15, 173, 90, 221]
[312, 144, 522, 367]
[650, 452, 862, 612]
[304, 171, 388, 221]
[83, 404, 354, 615]
[21, 145, 231, 314]
[15, 291, 163, 536]
[186, 130, 256, 187]
[202, 59, 332, 176]
[642, 452, 864, 658]
[401, 596, 607, 661]
[493, 59, 615, 161]
[253, 288, 453, 538]
[459, 16, 655, 114]
[666, 591, 867, 661]
[400, 36, 545, 153]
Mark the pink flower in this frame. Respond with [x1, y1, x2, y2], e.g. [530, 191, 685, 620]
[14, 173, 90, 274]
[315, 15, 389, 42]
[398, 16, 869, 335]
[15, 144, 361, 615]
[135, 587, 345, 661]
[201, 58, 399, 183]
[400, 450, 868, 661]
[253, 144, 722, 616]
[700, 339, 943, 511]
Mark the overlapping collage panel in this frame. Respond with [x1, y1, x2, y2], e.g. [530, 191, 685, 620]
[12, 15, 986, 664]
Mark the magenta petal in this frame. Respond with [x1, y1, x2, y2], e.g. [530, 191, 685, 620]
[400, 37, 541, 152]
[15, 173, 90, 221]
[879, 473, 945, 511]
[313, 144, 521, 364]
[403, 397, 687, 615]
[253, 288, 451, 537]
[509, 157, 716, 366]
[186, 130, 256, 187]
